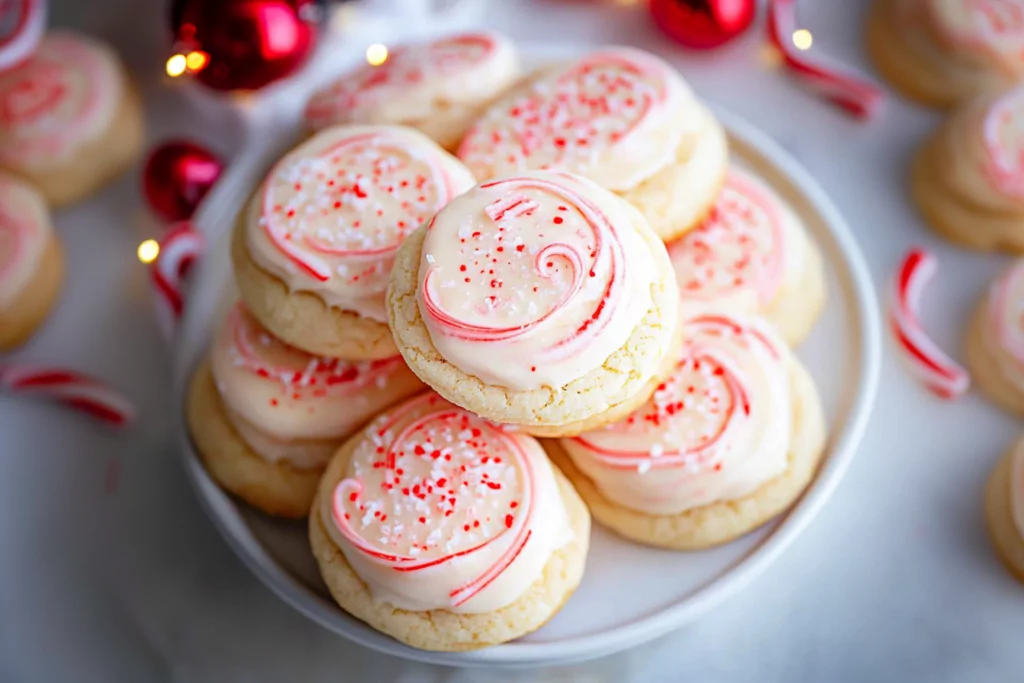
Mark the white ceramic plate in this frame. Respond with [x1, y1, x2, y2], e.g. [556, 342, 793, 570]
[172, 46, 881, 669]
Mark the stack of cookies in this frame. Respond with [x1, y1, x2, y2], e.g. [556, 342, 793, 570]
[867, 0, 1024, 109]
[187, 33, 830, 651]
[0, 31, 145, 350]
[871, 4, 1024, 584]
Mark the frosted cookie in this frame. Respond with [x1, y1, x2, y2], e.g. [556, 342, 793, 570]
[387, 170, 680, 434]
[985, 437, 1024, 583]
[186, 303, 424, 518]
[305, 32, 520, 151]
[232, 125, 476, 358]
[666, 166, 826, 345]
[457, 48, 728, 241]
[309, 392, 590, 651]
[0, 173, 62, 349]
[966, 260, 1024, 415]
[913, 86, 1024, 251]
[867, 0, 1024, 107]
[547, 313, 827, 550]
[0, 31, 144, 207]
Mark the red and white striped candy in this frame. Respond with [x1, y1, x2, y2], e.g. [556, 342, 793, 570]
[0, 363, 136, 427]
[150, 222, 204, 340]
[0, 0, 46, 73]
[767, 0, 883, 120]
[890, 248, 970, 399]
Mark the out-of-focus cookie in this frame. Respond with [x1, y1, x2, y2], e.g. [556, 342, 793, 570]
[387, 170, 679, 434]
[548, 313, 827, 550]
[232, 124, 476, 358]
[0, 173, 62, 349]
[867, 0, 1024, 108]
[913, 86, 1024, 252]
[186, 303, 424, 518]
[0, 31, 144, 206]
[309, 392, 590, 651]
[966, 260, 1024, 416]
[304, 32, 520, 151]
[457, 47, 727, 241]
[985, 437, 1024, 583]
[666, 166, 826, 345]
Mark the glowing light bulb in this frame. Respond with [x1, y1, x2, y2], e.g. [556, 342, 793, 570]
[366, 44, 388, 67]
[166, 54, 187, 77]
[138, 239, 160, 264]
[792, 29, 813, 51]
[185, 51, 208, 71]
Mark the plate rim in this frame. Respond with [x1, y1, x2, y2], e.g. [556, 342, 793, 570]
[173, 103, 882, 667]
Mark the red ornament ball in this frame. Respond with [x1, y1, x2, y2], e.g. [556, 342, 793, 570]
[650, 0, 756, 50]
[170, 0, 318, 91]
[143, 141, 224, 222]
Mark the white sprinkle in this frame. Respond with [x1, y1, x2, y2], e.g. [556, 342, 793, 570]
[637, 460, 651, 474]
[425, 253, 435, 264]
[650, 443, 664, 459]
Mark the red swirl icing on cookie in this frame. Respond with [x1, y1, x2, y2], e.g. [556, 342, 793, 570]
[422, 175, 621, 350]
[305, 33, 500, 129]
[262, 131, 458, 283]
[331, 393, 534, 608]
[227, 303, 401, 399]
[982, 87, 1024, 198]
[457, 48, 688, 190]
[930, 0, 1024, 64]
[0, 32, 115, 165]
[572, 315, 776, 471]
[668, 170, 785, 307]
[417, 171, 657, 390]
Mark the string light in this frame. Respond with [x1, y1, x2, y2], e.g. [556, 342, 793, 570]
[792, 29, 813, 51]
[137, 239, 160, 264]
[366, 44, 388, 66]
[185, 51, 208, 71]
[166, 54, 187, 77]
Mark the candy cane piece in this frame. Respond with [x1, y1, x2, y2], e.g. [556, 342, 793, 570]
[151, 222, 204, 340]
[0, 363, 136, 427]
[889, 248, 970, 399]
[767, 0, 883, 120]
[0, 0, 47, 72]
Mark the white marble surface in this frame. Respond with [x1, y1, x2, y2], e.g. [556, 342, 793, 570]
[2, 1, 1023, 681]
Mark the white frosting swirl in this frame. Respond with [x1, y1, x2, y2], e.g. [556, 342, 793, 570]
[416, 170, 656, 390]
[322, 393, 571, 613]
[458, 47, 694, 191]
[246, 125, 475, 320]
[0, 31, 122, 169]
[667, 166, 806, 316]
[560, 314, 792, 515]
[929, 0, 1024, 73]
[305, 32, 519, 136]
[210, 303, 423, 469]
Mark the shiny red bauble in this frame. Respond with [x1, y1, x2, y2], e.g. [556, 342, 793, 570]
[170, 0, 318, 92]
[142, 141, 224, 222]
[650, 0, 757, 50]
